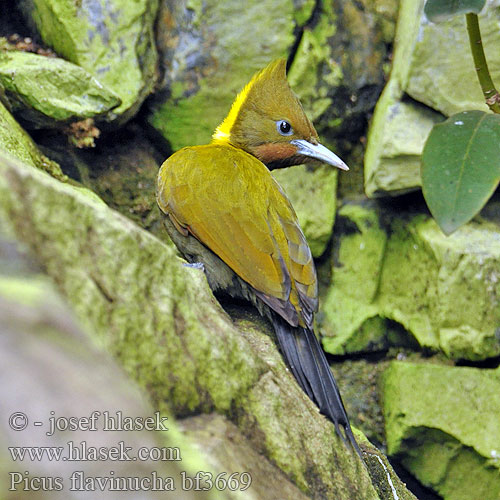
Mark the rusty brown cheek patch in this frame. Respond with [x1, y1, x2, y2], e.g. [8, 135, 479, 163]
[254, 143, 297, 164]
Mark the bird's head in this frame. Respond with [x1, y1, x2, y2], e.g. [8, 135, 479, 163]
[212, 59, 348, 171]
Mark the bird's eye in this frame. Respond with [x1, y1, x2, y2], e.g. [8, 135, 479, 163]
[277, 120, 293, 136]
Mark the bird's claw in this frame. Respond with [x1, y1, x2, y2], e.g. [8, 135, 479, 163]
[183, 262, 205, 271]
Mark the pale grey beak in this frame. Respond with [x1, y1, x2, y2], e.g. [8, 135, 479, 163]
[291, 139, 349, 171]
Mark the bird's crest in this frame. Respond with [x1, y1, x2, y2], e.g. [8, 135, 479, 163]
[212, 59, 287, 143]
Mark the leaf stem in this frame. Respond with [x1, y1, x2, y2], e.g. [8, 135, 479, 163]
[466, 13, 500, 113]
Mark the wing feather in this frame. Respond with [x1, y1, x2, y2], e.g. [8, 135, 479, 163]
[157, 144, 318, 326]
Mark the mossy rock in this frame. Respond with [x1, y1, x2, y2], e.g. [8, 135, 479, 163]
[382, 361, 500, 500]
[407, 3, 500, 116]
[364, 1, 500, 197]
[0, 152, 385, 499]
[148, 0, 297, 151]
[322, 199, 500, 361]
[19, 0, 158, 123]
[0, 235, 218, 500]
[0, 50, 120, 128]
[0, 98, 65, 180]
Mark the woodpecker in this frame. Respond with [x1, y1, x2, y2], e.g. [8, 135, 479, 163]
[157, 59, 359, 453]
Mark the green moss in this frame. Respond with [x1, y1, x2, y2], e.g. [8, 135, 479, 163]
[337, 143, 367, 198]
[36, 153, 67, 182]
[0, 149, 261, 415]
[238, 327, 379, 498]
[322, 200, 500, 360]
[47, 123, 174, 244]
[0, 100, 66, 181]
[0, 237, 224, 500]
[360, 437, 418, 500]
[29, 0, 79, 59]
[288, 2, 339, 121]
[416, 218, 500, 360]
[147, 0, 295, 150]
[0, 152, 381, 499]
[0, 276, 52, 306]
[330, 358, 388, 445]
[22, 0, 158, 120]
[294, 0, 315, 26]
[0, 50, 120, 127]
[401, 430, 500, 500]
[322, 201, 387, 353]
[383, 362, 500, 459]
[170, 80, 188, 100]
[363, 0, 427, 197]
[383, 362, 500, 500]
[366, 0, 400, 43]
[378, 216, 439, 346]
[149, 90, 229, 150]
[186, 0, 204, 22]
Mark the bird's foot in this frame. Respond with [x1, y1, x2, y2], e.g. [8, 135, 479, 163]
[183, 262, 205, 271]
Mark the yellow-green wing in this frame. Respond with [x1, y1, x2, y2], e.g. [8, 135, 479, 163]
[157, 144, 317, 327]
[270, 181, 318, 326]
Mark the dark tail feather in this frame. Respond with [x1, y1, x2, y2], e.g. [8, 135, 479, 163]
[272, 314, 361, 456]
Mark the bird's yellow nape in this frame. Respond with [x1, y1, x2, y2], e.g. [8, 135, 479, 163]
[212, 59, 287, 144]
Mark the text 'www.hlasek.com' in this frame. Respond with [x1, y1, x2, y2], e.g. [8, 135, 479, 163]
[7, 410, 252, 493]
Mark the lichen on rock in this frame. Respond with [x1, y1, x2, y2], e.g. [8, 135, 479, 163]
[148, 0, 297, 151]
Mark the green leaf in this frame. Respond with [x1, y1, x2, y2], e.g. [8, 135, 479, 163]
[424, 0, 486, 22]
[421, 110, 500, 235]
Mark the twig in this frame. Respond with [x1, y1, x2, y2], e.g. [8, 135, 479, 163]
[466, 13, 500, 113]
